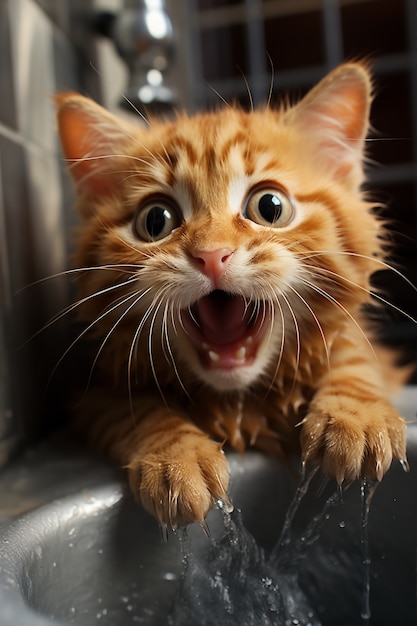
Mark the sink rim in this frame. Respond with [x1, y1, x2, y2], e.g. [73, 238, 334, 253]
[0, 387, 415, 626]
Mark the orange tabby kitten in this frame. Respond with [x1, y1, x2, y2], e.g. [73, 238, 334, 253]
[57, 62, 407, 530]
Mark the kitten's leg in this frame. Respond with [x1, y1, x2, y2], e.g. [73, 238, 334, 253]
[299, 339, 407, 483]
[125, 412, 231, 527]
[77, 396, 231, 527]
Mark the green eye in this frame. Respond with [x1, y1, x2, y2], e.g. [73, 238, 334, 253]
[244, 187, 294, 228]
[134, 198, 182, 242]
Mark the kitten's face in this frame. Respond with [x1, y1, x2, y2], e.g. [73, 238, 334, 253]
[121, 110, 306, 391]
[57, 63, 377, 393]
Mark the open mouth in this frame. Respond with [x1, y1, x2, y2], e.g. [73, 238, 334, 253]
[181, 290, 270, 370]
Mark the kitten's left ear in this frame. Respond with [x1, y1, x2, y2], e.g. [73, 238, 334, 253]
[56, 93, 135, 199]
[287, 62, 372, 183]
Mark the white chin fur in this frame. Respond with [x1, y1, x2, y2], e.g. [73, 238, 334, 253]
[194, 360, 267, 391]
[180, 331, 279, 392]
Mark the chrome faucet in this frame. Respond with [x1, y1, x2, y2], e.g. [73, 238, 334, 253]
[91, 0, 176, 115]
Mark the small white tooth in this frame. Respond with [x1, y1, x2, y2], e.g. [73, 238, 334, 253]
[208, 350, 220, 362]
[245, 336, 253, 345]
[235, 346, 246, 360]
[202, 342, 209, 350]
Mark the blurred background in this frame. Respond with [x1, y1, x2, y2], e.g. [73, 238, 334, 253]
[0, 0, 416, 467]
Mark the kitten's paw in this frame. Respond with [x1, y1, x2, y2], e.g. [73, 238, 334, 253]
[300, 396, 407, 483]
[128, 431, 231, 528]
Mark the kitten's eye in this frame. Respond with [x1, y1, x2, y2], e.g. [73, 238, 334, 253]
[244, 187, 294, 228]
[134, 199, 182, 242]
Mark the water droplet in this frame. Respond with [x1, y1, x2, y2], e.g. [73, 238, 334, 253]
[143, 608, 154, 616]
[339, 521, 345, 528]
[163, 572, 177, 581]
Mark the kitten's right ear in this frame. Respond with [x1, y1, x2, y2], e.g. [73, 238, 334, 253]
[285, 62, 372, 184]
[56, 93, 134, 198]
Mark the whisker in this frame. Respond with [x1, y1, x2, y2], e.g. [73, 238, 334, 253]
[187, 305, 200, 329]
[14, 264, 140, 295]
[264, 292, 286, 398]
[162, 301, 192, 401]
[48, 288, 146, 390]
[299, 277, 378, 362]
[147, 292, 169, 406]
[127, 286, 169, 415]
[206, 82, 231, 108]
[120, 93, 150, 126]
[298, 250, 417, 295]
[280, 291, 301, 397]
[237, 66, 254, 113]
[266, 51, 275, 109]
[20, 276, 140, 348]
[308, 265, 417, 325]
[84, 287, 153, 393]
[287, 283, 331, 374]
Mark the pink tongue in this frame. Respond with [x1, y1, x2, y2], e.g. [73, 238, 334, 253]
[195, 291, 249, 346]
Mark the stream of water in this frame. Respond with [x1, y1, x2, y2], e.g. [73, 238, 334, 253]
[170, 466, 346, 626]
[359, 479, 378, 624]
[168, 464, 381, 626]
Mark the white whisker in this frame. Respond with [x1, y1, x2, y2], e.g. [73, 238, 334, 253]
[20, 275, 140, 348]
[85, 287, 153, 392]
[147, 293, 168, 406]
[162, 301, 192, 401]
[264, 293, 286, 398]
[299, 249, 417, 295]
[48, 288, 147, 390]
[280, 291, 301, 396]
[309, 264, 417, 325]
[120, 93, 150, 126]
[15, 264, 139, 295]
[287, 283, 331, 374]
[299, 277, 378, 362]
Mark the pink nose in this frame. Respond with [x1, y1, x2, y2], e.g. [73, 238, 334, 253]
[192, 248, 234, 286]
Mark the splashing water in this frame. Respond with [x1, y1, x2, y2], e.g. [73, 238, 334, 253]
[170, 466, 343, 626]
[360, 479, 378, 624]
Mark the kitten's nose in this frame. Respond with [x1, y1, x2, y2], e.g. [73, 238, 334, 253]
[192, 248, 234, 287]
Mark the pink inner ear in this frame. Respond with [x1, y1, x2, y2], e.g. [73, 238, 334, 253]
[57, 99, 115, 197]
[314, 84, 368, 143]
[294, 66, 371, 179]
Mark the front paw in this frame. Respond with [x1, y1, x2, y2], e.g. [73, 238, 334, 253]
[300, 395, 407, 483]
[127, 429, 231, 528]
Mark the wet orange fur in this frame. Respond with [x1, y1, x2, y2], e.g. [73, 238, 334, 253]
[57, 63, 407, 527]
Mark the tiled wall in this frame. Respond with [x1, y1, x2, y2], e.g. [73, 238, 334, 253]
[0, 0, 100, 466]
[187, 0, 417, 372]
[0, 0, 183, 468]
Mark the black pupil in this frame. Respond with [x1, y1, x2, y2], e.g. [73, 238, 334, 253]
[146, 206, 171, 237]
[259, 193, 282, 223]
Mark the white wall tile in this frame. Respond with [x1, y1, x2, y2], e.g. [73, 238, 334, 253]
[9, 0, 56, 152]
